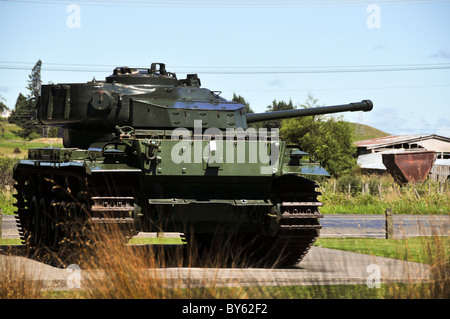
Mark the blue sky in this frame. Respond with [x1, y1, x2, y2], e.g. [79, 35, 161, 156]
[0, 0, 449, 137]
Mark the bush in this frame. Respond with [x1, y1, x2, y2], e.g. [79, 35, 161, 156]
[336, 175, 362, 195]
[319, 174, 450, 215]
[28, 131, 41, 140]
[0, 157, 15, 186]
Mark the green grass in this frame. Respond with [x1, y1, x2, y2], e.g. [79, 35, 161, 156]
[236, 283, 398, 299]
[0, 120, 63, 158]
[0, 237, 183, 245]
[41, 283, 393, 299]
[0, 189, 16, 215]
[128, 237, 184, 245]
[0, 121, 22, 139]
[348, 122, 390, 142]
[320, 201, 449, 215]
[315, 236, 449, 264]
[0, 238, 21, 245]
[319, 177, 450, 215]
[0, 140, 63, 158]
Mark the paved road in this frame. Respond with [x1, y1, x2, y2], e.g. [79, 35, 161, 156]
[320, 214, 449, 238]
[2, 214, 448, 239]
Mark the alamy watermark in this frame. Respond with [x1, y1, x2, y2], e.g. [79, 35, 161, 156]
[366, 4, 381, 29]
[366, 264, 381, 288]
[66, 4, 81, 29]
[66, 264, 82, 289]
[170, 120, 280, 175]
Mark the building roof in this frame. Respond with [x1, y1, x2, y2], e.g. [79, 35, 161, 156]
[355, 134, 450, 149]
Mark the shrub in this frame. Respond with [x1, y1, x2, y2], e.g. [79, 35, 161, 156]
[0, 157, 15, 186]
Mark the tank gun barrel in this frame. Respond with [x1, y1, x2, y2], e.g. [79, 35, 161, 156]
[246, 100, 373, 124]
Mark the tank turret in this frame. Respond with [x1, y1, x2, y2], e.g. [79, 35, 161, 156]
[37, 63, 372, 148]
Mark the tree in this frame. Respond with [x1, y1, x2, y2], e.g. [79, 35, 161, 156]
[263, 99, 295, 129]
[8, 60, 43, 140]
[0, 94, 7, 114]
[232, 93, 263, 129]
[280, 95, 357, 177]
[232, 93, 254, 113]
[8, 93, 40, 139]
[26, 59, 42, 106]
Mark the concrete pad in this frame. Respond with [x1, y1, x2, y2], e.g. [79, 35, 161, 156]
[0, 254, 74, 289]
[155, 247, 430, 288]
[0, 246, 431, 290]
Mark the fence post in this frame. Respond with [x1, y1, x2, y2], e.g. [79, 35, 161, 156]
[385, 208, 393, 239]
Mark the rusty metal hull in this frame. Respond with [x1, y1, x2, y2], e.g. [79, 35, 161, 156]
[382, 151, 435, 185]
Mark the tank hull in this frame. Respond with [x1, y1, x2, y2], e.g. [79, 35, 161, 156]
[13, 138, 325, 266]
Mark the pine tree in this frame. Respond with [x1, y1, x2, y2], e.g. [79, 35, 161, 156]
[8, 60, 42, 139]
[231, 93, 262, 129]
[26, 59, 42, 106]
[232, 93, 254, 113]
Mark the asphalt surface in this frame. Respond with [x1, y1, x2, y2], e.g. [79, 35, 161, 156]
[2, 214, 449, 239]
[320, 214, 449, 238]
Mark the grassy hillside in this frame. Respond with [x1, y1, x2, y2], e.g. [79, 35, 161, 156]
[348, 122, 390, 142]
[0, 120, 62, 158]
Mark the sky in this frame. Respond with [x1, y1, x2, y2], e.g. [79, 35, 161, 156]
[0, 0, 449, 137]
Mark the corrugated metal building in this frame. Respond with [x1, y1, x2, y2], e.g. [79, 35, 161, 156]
[355, 134, 450, 181]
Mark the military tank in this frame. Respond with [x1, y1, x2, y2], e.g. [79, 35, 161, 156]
[13, 63, 373, 266]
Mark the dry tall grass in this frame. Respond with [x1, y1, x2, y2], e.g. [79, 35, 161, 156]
[73, 228, 257, 299]
[0, 257, 43, 299]
[388, 235, 449, 299]
[1, 221, 448, 299]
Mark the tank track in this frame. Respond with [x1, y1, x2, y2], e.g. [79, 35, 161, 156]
[13, 171, 137, 257]
[233, 174, 321, 267]
[259, 200, 323, 266]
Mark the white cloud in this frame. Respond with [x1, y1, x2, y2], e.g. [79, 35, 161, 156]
[363, 107, 448, 136]
[430, 48, 450, 60]
[269, 78, 284, 88]
[435, 117, 450, 137]
[372, 44, 387, 51]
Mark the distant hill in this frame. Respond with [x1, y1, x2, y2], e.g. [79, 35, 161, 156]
[348, 122, 390, 142]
